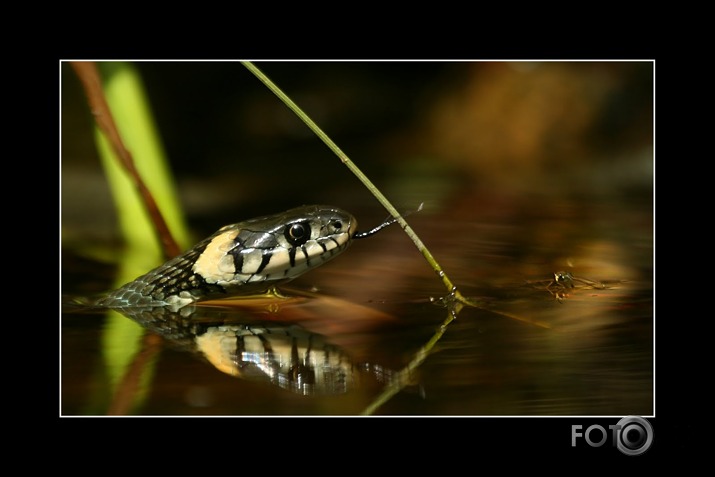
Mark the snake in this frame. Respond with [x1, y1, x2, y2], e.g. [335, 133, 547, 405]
[92, 204, 397, 310]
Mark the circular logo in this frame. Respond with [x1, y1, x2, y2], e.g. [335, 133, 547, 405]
[616, 416, 654, 456]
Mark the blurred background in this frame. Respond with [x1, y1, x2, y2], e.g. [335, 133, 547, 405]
[61, 61, 653, 416]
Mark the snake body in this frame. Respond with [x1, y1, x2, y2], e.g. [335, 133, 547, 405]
[94, 205, 357, 309]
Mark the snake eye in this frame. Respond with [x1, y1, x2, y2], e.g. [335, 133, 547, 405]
[330, 220, 342, 231]
[285, 221, 311, 246]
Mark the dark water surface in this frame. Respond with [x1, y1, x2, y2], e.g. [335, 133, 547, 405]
[61, 61, 653, 416]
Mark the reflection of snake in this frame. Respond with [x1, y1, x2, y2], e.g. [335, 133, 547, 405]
[116, 305, 392, 395]
[94, 205, 364, 309]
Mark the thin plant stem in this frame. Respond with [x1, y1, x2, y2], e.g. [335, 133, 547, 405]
[241, 62, 487, 415]
[241, 61, 470, 305]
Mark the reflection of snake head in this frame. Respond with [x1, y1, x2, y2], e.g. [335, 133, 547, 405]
[195, 324, 355, 395]
[95, 205, 358, 309]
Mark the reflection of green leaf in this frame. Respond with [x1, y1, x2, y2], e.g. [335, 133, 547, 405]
[102, 310, 155, 410]
[92, 62, 191, 413]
